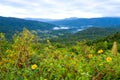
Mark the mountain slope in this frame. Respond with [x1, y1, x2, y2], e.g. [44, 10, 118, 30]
[51, 27, 120, 44]
[0, 16, 57, 38]
[24, 18, 58, 22]
[73, 27, 120, 40]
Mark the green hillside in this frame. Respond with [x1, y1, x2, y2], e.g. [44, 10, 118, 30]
[50, 27, 120, 45]
[87, 31, 120, 51]
[0, 16, 57, 38]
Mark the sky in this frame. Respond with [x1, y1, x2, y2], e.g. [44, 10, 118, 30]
[0, 0, 120, 19]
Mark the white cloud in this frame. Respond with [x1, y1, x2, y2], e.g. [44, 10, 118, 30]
[0, 4, 28, 18]
[0, 0, 120, 19]
[53, 27, 69, 30]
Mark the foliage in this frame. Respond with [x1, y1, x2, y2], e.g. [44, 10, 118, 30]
[51, 27, 120, 46]
[0, 29, 120, 80]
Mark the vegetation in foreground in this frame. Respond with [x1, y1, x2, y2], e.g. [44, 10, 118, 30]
[0, 28, 120, 80]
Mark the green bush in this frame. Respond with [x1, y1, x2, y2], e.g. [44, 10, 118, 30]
[0, 29, 120, 80]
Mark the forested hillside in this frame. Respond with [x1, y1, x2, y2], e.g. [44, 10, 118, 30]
[0, 16, 57, 38]
[1, 16, 120, 41]
[50, 27, 120, 45]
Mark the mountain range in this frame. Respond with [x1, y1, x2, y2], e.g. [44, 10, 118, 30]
[25, 17, 120, 28]
[24, 18, 58, 22]
[1, 16, 120, 40]
[48, 17, 120, 28]
[25, 17, 120, 33]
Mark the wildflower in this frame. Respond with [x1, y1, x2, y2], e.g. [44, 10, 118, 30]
[31, 64, 37, 70]
[6, 49, 11, 53]
[106, 57, 112, 62]
[99, 64, 103, 66]
[91, 46, 94, 49]
[59, 55, 64, 59]
[88, 54, 93, 58]
[30, 34, 34, 41]
[97, 49, 103, 54]
[74, 58, 78, 62]
[0, 61, 2, 65]
[47, 39, 50, 44]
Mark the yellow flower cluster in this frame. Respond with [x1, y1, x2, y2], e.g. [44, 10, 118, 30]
[88, 54, 93, 58]
[106, 57, 112, 62]
[97, 49, 103, 54]
[31, 64, 37, 70]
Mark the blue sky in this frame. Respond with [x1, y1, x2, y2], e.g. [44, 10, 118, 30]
[0, 0, 120, 19]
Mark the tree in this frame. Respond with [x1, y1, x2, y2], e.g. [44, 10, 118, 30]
[12, 28, 35, 68]
[0, 33, 6, 60]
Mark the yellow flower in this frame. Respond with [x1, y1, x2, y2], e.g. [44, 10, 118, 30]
[6, 49, 11, 53]
[91, 46, 94, 49]
[31, 64, 37, 70]
[47, 40, 50, 44]
[59, 55, 64, 59]
[0, 61, 2, 65]
[97, 49, 103, 54]
[88, 54, 93, 58]
[99, 64, 103, 66]
[73, 58, 78, 62]
[106, 57, 112, 62]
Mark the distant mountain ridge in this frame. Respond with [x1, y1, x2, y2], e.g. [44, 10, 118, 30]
[48, 17, 120, 28]
[1, 16, 120, 40]
[24, 18, 59, 22]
